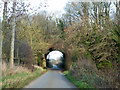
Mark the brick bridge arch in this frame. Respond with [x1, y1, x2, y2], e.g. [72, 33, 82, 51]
[44, 41, 72, 70]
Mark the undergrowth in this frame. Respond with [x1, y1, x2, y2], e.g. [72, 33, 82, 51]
[2, 62, 46, 88]
[63, 71, 94, 88]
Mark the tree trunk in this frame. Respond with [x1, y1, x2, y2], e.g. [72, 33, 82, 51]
[0, 2, 8, 80]
[0, 21, 2, 85]
[0, 20, 2, 58]
[118, 1, 120, 78]
[1, 2, 8, 64]
[10, 2, 16, 68]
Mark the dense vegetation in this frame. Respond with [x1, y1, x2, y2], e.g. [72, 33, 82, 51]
[62, 2, 120, 88]
[0, 1, 119, 88]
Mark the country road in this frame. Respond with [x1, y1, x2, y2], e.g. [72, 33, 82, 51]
[24, 70, 78, 88]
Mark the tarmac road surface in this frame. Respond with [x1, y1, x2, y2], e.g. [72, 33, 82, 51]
[24, 70, 78, 88]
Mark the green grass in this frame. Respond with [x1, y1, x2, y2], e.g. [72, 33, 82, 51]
[2, 69, 46, 88]
[63, 71, 95, 88]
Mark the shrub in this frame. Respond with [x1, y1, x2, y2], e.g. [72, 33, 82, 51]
[69, 57, 116, 88]
[18, 41, 34, 70]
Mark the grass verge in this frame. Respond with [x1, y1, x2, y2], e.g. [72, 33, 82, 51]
[2, 68, 47, 88]
[63, 71, 95, 88]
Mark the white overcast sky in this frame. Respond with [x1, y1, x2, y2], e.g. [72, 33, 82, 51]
[29, 0, 68, 17]
[0, 0, 117, 20]
[0, 0, 68, 20]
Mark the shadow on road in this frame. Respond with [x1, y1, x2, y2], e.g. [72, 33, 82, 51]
[47, 67, 65, 71]
[48, 68, 61, 70]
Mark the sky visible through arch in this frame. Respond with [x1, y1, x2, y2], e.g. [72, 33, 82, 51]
[47, 50, 63, 61]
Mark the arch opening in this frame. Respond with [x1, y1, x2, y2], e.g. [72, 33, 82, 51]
[45, 49, 65, 69]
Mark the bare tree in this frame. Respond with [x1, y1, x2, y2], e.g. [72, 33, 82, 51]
[1, 1, 8, 65]
[10, 1, 16, 68]
[0, 11, 2, 65]
[1, 1, 8, 62]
